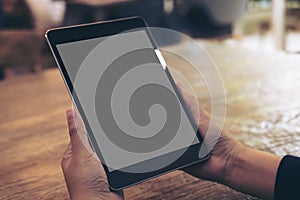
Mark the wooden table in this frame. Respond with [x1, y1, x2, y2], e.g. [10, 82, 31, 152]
[1, 42, 300, 199]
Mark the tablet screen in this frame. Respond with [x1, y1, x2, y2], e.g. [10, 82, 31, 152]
[56, 30, 200, 172]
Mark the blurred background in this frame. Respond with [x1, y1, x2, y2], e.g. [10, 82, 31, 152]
[0, 0, 299, 80]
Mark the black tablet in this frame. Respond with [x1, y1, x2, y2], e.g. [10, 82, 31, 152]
[46, 17, 210, 190]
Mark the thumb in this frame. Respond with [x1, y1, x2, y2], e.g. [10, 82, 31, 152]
[66, 108, 93, 156]
[176, 83, 200, 123]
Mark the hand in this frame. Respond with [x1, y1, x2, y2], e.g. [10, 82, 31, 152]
[176, 83, 244, 183]
[177, 83, 281, 199]
[61, 109, 124, 200]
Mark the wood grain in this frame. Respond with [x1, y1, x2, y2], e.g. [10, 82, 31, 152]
[1, 42, 300, 199]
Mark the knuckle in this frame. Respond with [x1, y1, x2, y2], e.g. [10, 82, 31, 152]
[69, 127, 77, 137]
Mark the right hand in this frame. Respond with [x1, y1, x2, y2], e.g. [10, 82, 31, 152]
[177, 83, 244, 184]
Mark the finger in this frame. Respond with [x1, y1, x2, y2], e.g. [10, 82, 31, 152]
[176, 83, 213, 137]
[177, 82, 193, 108]
[72, 109, 95, 154]
[61, 142, 72, 170]
[176, 82, 186, 97]
[198, 107, 211, 122]
[62, 142, 72, 159]
[176, 83, 200, 122]
[176, 83, 196, 109]
[66, 108, 93, 156]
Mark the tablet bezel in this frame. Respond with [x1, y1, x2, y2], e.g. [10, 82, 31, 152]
[46, 17, 210, 190]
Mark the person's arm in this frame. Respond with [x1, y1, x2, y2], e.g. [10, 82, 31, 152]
[184, 131, 281, 200]
[223, 146, 281, 200]
[177, 83, 282, 200]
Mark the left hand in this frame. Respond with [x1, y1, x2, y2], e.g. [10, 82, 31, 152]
[61, 109, 124, 200]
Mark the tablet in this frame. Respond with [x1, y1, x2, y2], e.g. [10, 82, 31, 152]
[46, 17, 210, 190]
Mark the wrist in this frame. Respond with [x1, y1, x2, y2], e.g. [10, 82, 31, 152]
[221, 145, 281, 199]
[221, 143, 248, 186]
